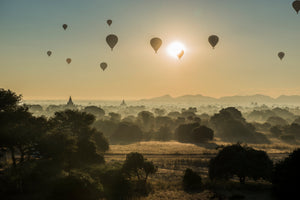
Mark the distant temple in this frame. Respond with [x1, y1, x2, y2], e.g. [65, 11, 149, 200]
[120, 99, 126, 106]
[67, 96, 74, 106]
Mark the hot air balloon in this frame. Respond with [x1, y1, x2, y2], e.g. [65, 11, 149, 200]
[62, 24, 68, 30]
[107, 19, 112, 26]
[208, 35, 219, 49]
[106, 34, 118, 50]
[278, 52, 285, 60]
[150, 37, 162, 53]
[100, 62, 108, 71]
[66, 58, 72, 64]
[177, 50, 184, 59]
[293, 1, 300, 14]
[47, 51, 52, 56]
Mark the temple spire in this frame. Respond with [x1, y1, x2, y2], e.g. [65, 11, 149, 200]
[67, 96, 74, 106]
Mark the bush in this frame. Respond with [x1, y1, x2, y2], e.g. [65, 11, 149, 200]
[272, 149, 300, 199]
[183, 168, 202, 192]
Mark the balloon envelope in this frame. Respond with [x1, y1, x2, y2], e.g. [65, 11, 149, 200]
[47, 51, 52, 56]
[106, 34, 118, 50]
[107, 19, 112, 26]
[208, 35, 219, 49]
[293, 1, 300, 14]
[278, 52, 285, 60]
[150, 37, 162, 53]
[66, 58, 72, 64]
[62, 24, 68, 30]
[100, 62, 108, 71]
[177, 50, 184, 59]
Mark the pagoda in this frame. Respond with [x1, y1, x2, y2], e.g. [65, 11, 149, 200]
[67, 96, 74, 106]
[120, 99, 126, 106]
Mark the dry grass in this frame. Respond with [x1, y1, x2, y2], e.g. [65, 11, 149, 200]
[107, 141, 217, 155]
[104, 140, 299, 200]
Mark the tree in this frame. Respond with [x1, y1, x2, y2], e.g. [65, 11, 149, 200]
[183, 168, 202, 192]
[210, 107, 269, 144]
[283, 123, 300, 139]
[175, 122, 200, 143]
[209, 144, 273, 184]
[0, 89, 48, 167]
[191, 126, 214, 143]
[122, 152, 157, 182]
[44, 110, 109, 168]
[272, 149, 300, 199]
[154, 126, 172, 141]
[270, 126, 282, 137]
[109, 112, 121, 122]
[110, 122, 143, 144]
[83, 106, 105, 119]
[266, 116, 288, 127]
[153, 108, 166, 116]
[0, 88, 22, 112]
[137, 111, 155, 132]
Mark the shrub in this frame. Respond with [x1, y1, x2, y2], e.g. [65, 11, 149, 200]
[183, 168, 202, 192]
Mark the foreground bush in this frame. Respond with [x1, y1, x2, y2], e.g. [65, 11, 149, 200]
[183, 168, 202, 192]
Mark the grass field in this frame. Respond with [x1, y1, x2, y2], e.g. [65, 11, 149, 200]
[105, 140, 298, 199]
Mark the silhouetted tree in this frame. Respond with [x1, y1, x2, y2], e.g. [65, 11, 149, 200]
[270, 126, 282, 137]
[175, 122, 200, 143]
[0, 89, 48, 167]
[283, 123, 300, 139]
[210, 107, 269, 144]
[191, 126, 214, 143]
[110, 122, 143, 144]
[122, 152, 157, 182]
[153, 108, 166, 116]
[45, 110, 109, 167]
[154, 126, 172, 141]
[167, 111, 181, 119]
[209, 144, 273, 184]
[109, 112, 121, 122]
[0, 88, 22, 112]
[272, 149, 300, 199]
[93, 119, 118, 138]
[83, 106, 105, 119]
[155, 116, 174, 130]
[266, 116, 288, 127]
[137, 111, 155, 132]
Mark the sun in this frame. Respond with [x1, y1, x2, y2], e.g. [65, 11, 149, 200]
[167, 41, 186, 59]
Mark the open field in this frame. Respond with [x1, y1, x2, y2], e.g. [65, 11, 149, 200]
[104, 141, 298, 200]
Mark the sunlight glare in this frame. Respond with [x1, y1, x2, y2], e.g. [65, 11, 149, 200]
[167, 41, 186, 59]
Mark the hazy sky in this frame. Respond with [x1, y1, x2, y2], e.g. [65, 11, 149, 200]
[1, 0, 300, 100]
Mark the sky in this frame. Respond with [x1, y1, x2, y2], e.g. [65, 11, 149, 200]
[1, 0, 300, 100]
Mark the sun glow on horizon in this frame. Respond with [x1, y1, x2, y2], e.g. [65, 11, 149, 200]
[167, 41, 186, 59]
